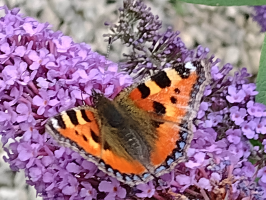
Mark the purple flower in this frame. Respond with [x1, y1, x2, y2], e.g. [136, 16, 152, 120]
[20, 122, 38, 141]
[16, 103, 34, 123]
[229, 106, 247, 125]
[2, 58, 29, 85]
[242, 120, 257, 139]
[210, 172, 221, 183]
[263, 139, 266, 153]
[28, 167, 43, 182]
[226, 129, 241, 144]
[197, 178, 212, 191]
[252, 6, 266, 32]
[258, 167, 266, 184]
[197, 102, 209, 119]
[136, 181, 155, 198]
[61, 175, 79, 198]
[256, 118, 266, 134]
[66, 162, 82, 174]
[241, 162, 255, 178]
[226, 85, 246, 103]
[80, 182, 97, 200]
[204, 113, 223, 127]
[175, 174, 193, 192]
[98, 178, 126, 200]
[211, 65, 223, 80]
[43, 171, 57, 183]
[242, 83, 259, 96]
[247, 101, 266, 117]
[28, 47, 54, 70]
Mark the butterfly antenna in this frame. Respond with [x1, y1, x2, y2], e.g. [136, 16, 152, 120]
[91, 88, 97, 96]
[102, 36, 112, 72]
[106, 36, 112, 59]
[80, 89, 85, 105]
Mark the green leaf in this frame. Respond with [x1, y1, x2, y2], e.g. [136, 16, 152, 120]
[249, 139, 263, 148]
[179, 0, 266, 6]
[256, 34, 266, 105]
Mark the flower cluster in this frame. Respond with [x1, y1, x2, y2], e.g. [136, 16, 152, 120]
[252, 5, 266, 32]
[0, 1, 266, 200]
[104, 0, 208, 80]
[177, 65, 265, 199]
[0, 5, 133, 200]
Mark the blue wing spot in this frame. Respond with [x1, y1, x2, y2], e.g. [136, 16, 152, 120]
[175, 152, 182, 159]
[155, 166, 166, 173]
[133, 175, 141, 181]
[107, 168, 114, 173]
[179, 141, 185, 150]
[125, 176, 132, 181]
[116, 172, 122, 178]
[167, 158, 174, 165]
[182, 131, 188, 140]
[143, 173, 151, 179]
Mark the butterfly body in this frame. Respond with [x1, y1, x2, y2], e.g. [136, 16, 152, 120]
[46, 61, 211, 185]
[93, 93, 155, 172]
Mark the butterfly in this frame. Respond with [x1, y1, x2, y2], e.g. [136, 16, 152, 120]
[45, 60, 211, 186]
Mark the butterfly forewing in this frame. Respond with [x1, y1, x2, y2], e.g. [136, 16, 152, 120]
[115, 61, 211, 175]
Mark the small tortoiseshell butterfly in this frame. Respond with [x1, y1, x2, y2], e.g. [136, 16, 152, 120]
[45, 60, 211, 186]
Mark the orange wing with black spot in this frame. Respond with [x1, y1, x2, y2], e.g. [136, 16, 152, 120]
[46, 107, 102, 156]
[117, 61, 211, 177]
[45, 106, 148, 185]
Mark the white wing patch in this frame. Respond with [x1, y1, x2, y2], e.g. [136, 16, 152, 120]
[50, 118, 60, 129]
[185, 62, 196, 71]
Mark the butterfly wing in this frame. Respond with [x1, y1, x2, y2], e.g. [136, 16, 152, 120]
[115, 61, 211, 176]
[45, 106, 148, 185]
[46, 106, 102, 155]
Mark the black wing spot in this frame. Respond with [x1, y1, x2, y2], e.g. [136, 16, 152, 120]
[174, 63, 190, 79]
[137, 83, 150, 99]
[82, 134, 88, 142]
[75, 130, 79, 135]
[80, 109, 91, 122]
[91, 129, 100, 143]
[104, 142, 111, 150]
[170, 96, 177, 104]
[152, 120, 164, 128]
[54, 115, 66, 129]
[66, 110, 79, 126]
[151, 71, 171, 88]
[174, 88, 180, 94]
[153, 101, 166, 115]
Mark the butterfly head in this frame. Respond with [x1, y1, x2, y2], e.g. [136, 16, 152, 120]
[91, 89, 112, 109]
